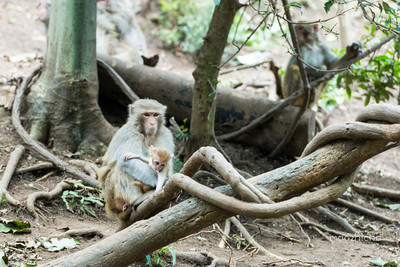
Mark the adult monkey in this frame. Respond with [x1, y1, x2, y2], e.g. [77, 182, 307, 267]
[282, 23, 361, 108]
[99, 99, 175, 229]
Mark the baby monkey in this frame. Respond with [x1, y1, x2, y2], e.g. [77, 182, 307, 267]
[123, 146, 173, 193]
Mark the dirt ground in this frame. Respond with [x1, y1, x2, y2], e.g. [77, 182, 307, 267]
[0, 0, 399, 266]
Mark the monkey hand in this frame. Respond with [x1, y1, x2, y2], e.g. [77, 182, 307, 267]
[346, 42, 362, 59]
[123, 152, 141, 161]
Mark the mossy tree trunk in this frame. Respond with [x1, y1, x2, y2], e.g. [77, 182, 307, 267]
[25, 0, 115, 155]
[185, 0, 242, 159]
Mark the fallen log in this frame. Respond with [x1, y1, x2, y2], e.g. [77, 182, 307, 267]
[97, 55, 315, 156]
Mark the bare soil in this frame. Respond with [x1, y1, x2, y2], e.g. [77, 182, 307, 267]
[0, 1, 399, 266]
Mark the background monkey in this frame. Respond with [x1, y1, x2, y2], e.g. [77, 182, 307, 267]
[282, 23, 361, 108]
[99, 99, 175, 228]
[37, 0, 158, 66]
[123, 145, 174, 193]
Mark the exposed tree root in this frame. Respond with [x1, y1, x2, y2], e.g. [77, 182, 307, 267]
[26, 179, 77, 220]
[334, 198, 398, 224]
[0, 145, 25, 206]
[11, 68, 98, 188]
[16, 162, 54, 174]
[302, 104, 400, 157]
[69, 159, 99, 180]
[301, 221, 399, 245]
[130, 161, 358, 224]
[352, 183, 400, 200]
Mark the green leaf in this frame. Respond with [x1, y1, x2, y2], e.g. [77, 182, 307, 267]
[145, 255, 152, 266]
[213, 0, 221, 6]
[0, 218, 31, 234]
[324, 0, 334, 13]
[285, 2, 303, 13]
[375, 200, 400, 211]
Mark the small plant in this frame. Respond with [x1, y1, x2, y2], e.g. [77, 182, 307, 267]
[174, 118, 191, 141]
[317, 76, 348, 113]
[61, 183, 104, 217]
[145, 246, 176, 267]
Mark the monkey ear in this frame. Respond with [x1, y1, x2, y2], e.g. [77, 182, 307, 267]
[150, 145, 155, 153]
[313, 24, 319, 32]
[170, 153, 174, 158]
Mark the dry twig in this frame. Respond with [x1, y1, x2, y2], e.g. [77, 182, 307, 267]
[229, 217, 283, 259]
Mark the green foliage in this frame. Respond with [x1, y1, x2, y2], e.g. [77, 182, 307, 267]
[174, 118, 191, 141]
[284, 1, 303, 14]
[145, 246, 176, 267]
[172, 158, 183, 174]
[335, 1, 400, 105]
[61, 183, 104, 217]
[324, 0, 334, 13]
[317, 77, 348, 113]
[155, 0, 277, 53]
[154, 0, 214, 52]
[336, 35, 399, 105]
[0, 218, 31, 234]
[374, 199, 400, 211]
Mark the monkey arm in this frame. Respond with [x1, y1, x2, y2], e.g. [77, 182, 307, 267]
[123, 152, 149, 163]
[328, 42, 362, 69]
[119, 159, 158, 187]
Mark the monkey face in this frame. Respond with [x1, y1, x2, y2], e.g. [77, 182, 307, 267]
[152, 159, 166, 172]
[142, 111, 160, 135]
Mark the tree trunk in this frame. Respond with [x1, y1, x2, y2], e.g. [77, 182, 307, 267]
[98, 57, 315, 156]
[24, 0, 115, 155]
[44, 135, 399, 266]
[186, 0, 242, 158]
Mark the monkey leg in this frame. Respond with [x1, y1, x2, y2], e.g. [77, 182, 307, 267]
[132, 181, 154, 193]
[283, 64, 304, 106]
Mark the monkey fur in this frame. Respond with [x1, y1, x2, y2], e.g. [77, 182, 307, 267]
[283, 23, 361, 107]
[99, 99, 175, 227]
[124, 146, 174, 193]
